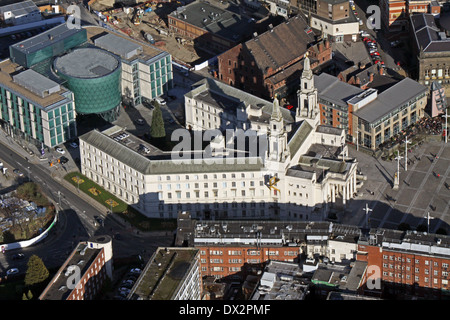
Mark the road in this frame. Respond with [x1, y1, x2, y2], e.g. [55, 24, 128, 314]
[0, 139, 173, 277]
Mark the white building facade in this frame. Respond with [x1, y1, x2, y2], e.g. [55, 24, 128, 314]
[79, 57, 361, 220]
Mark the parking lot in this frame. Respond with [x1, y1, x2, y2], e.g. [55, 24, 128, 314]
[342, 140, 450, 234]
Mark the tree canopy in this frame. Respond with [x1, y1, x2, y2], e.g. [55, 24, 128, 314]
[150, 101, 166, 139]
[24, 255, 49, 287]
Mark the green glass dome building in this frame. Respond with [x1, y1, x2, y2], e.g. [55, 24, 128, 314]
[53, 48, 122, 121]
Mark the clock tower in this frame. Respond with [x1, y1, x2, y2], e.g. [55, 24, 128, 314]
[296, 53, 319, 127]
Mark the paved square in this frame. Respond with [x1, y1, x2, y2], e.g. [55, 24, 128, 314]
[342, 140, 450, 234]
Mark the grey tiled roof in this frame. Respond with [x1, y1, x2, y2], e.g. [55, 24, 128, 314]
[353, 77, 428, 124]
[169, 1, 254, 42]
[187, 78, 295, 123]
[288, 120, 313, 157]
[314, 73, 364, 107]
[79, 129, 265, 175]
[411, 13, 450, 53]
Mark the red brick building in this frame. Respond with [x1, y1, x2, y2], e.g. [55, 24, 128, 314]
[337, 63, 385, 90]
[39, 235, 114, 300]
[216, 14, 332, 100]
[357, 229, 450, 299]
[167, 0, 255, 54]
[380, 0, 441, 38]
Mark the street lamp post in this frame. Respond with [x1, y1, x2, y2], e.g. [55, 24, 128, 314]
[395, 154, 403, 177]
[404, 136, 411, 171]
[356, 128, 359, 151]
[425, 211, 435, 233]
[393, 154, 403, 190]
[443, 109, 450, 144]
[363, 203, 373, 229]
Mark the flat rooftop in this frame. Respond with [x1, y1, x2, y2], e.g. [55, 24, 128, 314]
[39, 242, 102, 300]
[94, 33, 143, 60]
[10, 23, 86, 55]
[54, 47, 120, 78]
[364, 227, 450, 257]
[129, 248, 199, 300]
[13, 68, 60, 98]
[84, 26, 166, 63]
[190, 219, 360, 244]
[0, 0, 39, 16]
[0, 59, 70, 108]
[252, 261, 309, 300]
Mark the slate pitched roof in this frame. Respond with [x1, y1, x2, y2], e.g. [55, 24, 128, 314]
[243, 15, 316, 75]
[411, 13, 450, 53]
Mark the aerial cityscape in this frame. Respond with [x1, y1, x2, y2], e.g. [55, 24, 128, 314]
[0, 0, 449, 304]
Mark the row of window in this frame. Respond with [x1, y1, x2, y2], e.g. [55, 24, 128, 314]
[158, 172, 259, 181]
[383, 263, 450, 276]
[383, 255, 449, 268]
[201, 250, 298, 256]
[160, 180, 263, 190]
[383, 272, 449, 285]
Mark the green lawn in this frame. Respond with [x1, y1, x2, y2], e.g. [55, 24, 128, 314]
[64, 172, 176, 232]
[64, 172, 127, 213]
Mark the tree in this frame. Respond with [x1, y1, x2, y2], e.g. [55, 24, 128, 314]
[397, 223, 411, 231]
[416, 224, 427, 232]
[150, 101, 166, 139]
[24, 255, 49, 288]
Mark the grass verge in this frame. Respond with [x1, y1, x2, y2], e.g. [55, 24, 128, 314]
[64, 172, 176, 231]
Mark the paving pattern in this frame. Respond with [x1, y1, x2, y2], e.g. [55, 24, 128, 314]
[341, 140, 450, 233]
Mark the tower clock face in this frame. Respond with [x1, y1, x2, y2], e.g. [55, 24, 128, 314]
[265, 174, 280, 192]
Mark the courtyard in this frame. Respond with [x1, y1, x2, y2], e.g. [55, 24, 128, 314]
[341, 139, 450, 234]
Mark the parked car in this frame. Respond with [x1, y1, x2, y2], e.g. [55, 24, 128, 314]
[55, 147, 65, 154]
[130, 268, 142, 274]
[154, 96, 166, 105]
[6, 268, 19, 276]
[59, 156, 69, 164]
[390, 40, 401, 47]
[69, 142, 78, 148]
[12, 253, 24, 260]
[94, 216, 104, 226]
[13, 169, 23, 177]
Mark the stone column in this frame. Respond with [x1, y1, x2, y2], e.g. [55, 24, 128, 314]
[342, 183, 346, 205]
[331, 184, 335, 203]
